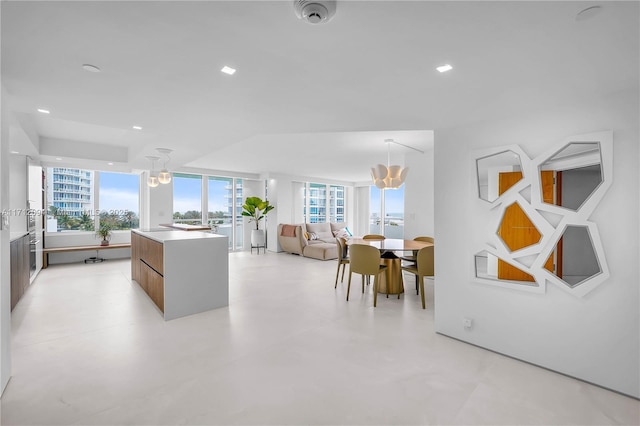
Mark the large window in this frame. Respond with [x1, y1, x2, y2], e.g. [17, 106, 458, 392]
[329, 185, 345, 223]
[45, 168, 139, 232]
[172, 174, 243, 250]
[304, 182, 345, 223]
[98, 172, 140, 230]
[369, 186, 404, 238]
[208, 177, 243, 249]
[306, 183, 326, 223]
[173, 173, 202, 225]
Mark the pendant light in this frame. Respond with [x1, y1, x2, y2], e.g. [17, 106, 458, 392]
[370, 139, 424, 189]
[146, 156, 160, 187]
[156, 148, 173, 184]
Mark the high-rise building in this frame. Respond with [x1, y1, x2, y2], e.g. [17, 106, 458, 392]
[46, 168, 94, 218]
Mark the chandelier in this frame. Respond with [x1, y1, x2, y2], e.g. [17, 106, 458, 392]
[371, 139, 423, 189]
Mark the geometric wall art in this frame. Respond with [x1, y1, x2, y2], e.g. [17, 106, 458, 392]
[473, 131, 612, 297]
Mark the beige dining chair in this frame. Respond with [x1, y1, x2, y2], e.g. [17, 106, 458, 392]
[334, 237, 350, 288]
[401, 246, 434, 309]
[347, 244, 388, 307]
[362, 234, 386, 240]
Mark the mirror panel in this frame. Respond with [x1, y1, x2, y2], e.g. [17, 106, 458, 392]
[476, 150, 523, 202]
[548, 225, 601, 288]
[497, 202, 542, 252]
[474, 250, 537, 284]
[473, 132, 611, 296]
[539, 142, 603, 212]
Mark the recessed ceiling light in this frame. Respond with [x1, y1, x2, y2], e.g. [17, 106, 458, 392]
[10, 151, 19, 154]
[82, 64, 101, 73]
[37, 108, 50, 114]
[436, 64, 453, 73]
[132, 125, 142, 130]
[55, 157, 62, 161]
[221, 66, 236, 75]
[108, 162, 114, 166]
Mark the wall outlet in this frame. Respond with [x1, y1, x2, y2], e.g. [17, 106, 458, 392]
[463, 317, 473, 329]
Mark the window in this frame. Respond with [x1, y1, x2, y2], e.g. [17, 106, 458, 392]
[45, 168, 139, 232]
[173, 174, 243, 250]
[306, 183, 326, 223]
[329, 185, 345, 223]
[98, 172, 140, 230]
[384, 186, 404, 238]
[303, 182, 346, 223]
[173, 173, 202, 225]
[369, 186, 404, 238]
[208, 177, 243, 249]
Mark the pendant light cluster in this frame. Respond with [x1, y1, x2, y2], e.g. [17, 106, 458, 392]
[370, 139, 423, 189]
[146, 148, 173, 187]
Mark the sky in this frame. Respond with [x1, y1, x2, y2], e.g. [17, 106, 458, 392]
[99, 172, 139, 214]
[370, 186, 404, 216]
[173, 174, 232, 214]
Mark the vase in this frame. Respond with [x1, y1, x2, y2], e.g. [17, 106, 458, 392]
[251, 229, 265, 247]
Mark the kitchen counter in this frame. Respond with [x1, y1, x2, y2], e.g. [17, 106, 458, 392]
[131, 229, 229, 320]
[10, 231, 29, 242]
[134, 230, 223, 243]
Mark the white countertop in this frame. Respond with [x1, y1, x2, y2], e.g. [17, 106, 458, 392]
[10, 231, 30, 242]
[132, 229, 226, 243]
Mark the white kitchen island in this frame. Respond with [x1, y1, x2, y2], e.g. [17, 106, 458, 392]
[131, 229, 229, 320]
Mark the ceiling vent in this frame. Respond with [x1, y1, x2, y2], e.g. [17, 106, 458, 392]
[294, 0, 337, 24]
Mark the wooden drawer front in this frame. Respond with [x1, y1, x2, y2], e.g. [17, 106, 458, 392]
[141, 261, 164, 312]
[140, 235, 163, 275]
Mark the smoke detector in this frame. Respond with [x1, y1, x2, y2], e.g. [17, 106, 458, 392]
[294, 0, 337, 24]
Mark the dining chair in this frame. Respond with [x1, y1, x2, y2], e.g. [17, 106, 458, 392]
[347, 244, 388, 307]
[334, 237, 350, 288]
[401, 246, 434, 309]
[362, 234, 385, 240]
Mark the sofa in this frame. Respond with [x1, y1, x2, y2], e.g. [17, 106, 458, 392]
[277, 222, 351, 261]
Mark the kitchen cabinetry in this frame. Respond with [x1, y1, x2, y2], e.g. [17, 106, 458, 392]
[131, 232, 165, 312]
[131, 229, 228, 320]
[10, 234, 30, 311]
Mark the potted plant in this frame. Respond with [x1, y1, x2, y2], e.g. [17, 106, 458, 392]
[242, 196, 274, 249]
[96, 223, 113, 246]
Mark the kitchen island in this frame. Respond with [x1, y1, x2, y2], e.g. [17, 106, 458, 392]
[131, 229, 229, 320]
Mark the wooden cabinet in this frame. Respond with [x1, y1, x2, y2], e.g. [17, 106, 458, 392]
[10, 234, 30, 311]
[131, 232, 165, 313]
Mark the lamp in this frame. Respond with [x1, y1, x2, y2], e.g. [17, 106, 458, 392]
[156, 148, 173, 184]
[146, 156, 160, 188]
[370, 139, 423, 189]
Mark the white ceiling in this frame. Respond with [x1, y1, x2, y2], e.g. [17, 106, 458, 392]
[2, 1, 638, 183]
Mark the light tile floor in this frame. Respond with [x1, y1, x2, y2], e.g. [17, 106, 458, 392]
[1, 252, 638, 425]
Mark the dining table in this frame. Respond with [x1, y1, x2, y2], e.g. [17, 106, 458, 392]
[346, 238, 434, 295]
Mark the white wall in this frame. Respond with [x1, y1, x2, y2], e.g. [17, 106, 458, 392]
[140, 171, 173, 229]
[434, 90, 639, 398]
[404, 148, 435, 239]
[9, 154, 27, 233]
[0, 82, 12, 394]
[44, 232, 132, 265]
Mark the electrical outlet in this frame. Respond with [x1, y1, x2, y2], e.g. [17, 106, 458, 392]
[463, 317, 473, 329]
